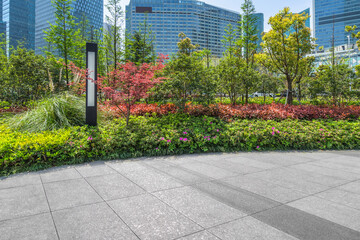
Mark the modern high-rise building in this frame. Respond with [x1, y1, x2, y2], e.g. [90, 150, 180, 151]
[0, 1, 5, 39]
[0, 0, 35, 52]
[313, 0, 360, 49]
[300, 8, 311, 29]
[126, 0, 240, 57]
[253, 13, 264, 49]
[35, 0, 103, 55]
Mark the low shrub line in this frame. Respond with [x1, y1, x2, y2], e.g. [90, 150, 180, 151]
[1, 115, 359, 176]
[101, 103, 360, 121]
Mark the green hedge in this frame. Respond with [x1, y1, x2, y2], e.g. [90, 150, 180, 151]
[1, 114, 359, 176]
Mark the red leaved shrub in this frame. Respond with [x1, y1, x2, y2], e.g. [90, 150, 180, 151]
[100, 103, 360, 121]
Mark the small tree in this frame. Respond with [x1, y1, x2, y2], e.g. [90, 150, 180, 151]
[99, 60, 165, 126]
[104, 0, 124, 71]
[126, 17, 156, 65]
[161, 33, 204, 109]
[256, 7, 315, 105]
[238, 0, 260, 103]
[44, 0, 83, 85]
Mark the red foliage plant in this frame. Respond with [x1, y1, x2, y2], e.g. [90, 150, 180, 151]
[100, 103, 360, 121]
[99, 56, 167, 126]
[67, 62, 87, 96]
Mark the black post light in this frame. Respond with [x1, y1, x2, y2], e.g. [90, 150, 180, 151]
[86, 42, 98, 126]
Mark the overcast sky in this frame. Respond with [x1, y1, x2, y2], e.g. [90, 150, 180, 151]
[105, 0, 312, 31]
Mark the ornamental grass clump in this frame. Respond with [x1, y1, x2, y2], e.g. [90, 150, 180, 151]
[10, 93, 85, 132]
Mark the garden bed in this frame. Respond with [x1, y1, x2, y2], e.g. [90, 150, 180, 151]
[1, 114, 359, 176]
[101, 103, 360, 121]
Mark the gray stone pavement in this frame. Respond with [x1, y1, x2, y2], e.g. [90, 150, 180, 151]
[1, 151, 360, 240]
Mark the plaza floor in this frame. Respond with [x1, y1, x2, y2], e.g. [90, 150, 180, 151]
[1, 151, 360, 240]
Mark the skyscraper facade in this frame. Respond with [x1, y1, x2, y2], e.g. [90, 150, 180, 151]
[314, 0, 360, 49]
[35, 0, 103, 55]
[126, 0, 240, 57]
[0, 0, 35, 51]
[253, 13, 264, 49]
[300, 8, 310, 29]
[0, 1, 5, 39]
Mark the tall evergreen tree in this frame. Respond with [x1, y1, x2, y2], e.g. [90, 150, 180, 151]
[104, 0, 124, 70]
[44, 0, 83, 85]
[126, 17, 156, 65]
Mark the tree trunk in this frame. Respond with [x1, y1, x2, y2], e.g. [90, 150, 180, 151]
[297, 83, 302, 105]
[287, 78, 293, 105]
[245, 89, 249, 104]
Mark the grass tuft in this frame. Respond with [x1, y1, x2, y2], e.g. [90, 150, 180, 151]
[9, 93, 85, 132]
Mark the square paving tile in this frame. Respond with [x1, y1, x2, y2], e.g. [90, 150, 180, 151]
[86, 173, 145, 201]
[143, 161, 211, 185]
[290, 163, 360, 181]
[0, 173, 41, 190]
[0, 185, 49, 221]
[209, 217, 298, 240]
[75, 162, 117, 177]
[315, 188, 360, 210]
[40, 167, 82, 183]
[221, 175, 308, 203]
[154, 186, 245, 228]
[44, 178, 102, 211]
[108, 194, 202, 240]
[196, 158, 263, 174]
[249, 152, 315, 166]
[108, 162, 184, 192]
[288, 196, 360, 232]
[194, 181, 280, 215]
[311, 161, 360, 175]
[180, 162, 238, 179]
[0, 213, 58, 240]
[248, 169, 330, 195]
[291, 151, 341, 160]
[338, 180, 360, 194]
[53, 202, 138, 240]
[225, 156, 279, 170]
[253, 204, 360, 240]
[178, 231, 219, 240]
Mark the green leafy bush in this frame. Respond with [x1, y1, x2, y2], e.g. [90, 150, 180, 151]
[9, 93, 85, 132]
[1, 115, 359, 176]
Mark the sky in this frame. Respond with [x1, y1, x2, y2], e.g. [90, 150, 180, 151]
[105, 0, 312, 31]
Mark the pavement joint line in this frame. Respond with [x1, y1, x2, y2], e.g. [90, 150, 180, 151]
[105, 160, 207, 238]
[283, 176, 360, 207]
[172, 229, 221, 240]
[309, 161, 360, 175]
[73, 167, 142, 240]
[39, 174, 61, 240]
[140, 160, 215, 185]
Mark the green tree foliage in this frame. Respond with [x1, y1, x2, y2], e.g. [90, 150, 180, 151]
[125, 17, 156, 65]
[256, 7, 315, 105]
[345, 25, 360, 49]
[104, 0, 124, 71]
[221, 24, 237, 57]
[217, 55, 245, 105]
[0, 47, 49, 105]
[44, 0, 84, 85]
[238, 0, 261, 103]
[314, 62, 355, 105]
[161, 33, 206, 109]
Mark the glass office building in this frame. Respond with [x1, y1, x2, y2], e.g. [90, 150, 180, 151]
[35, 0, 103, 55]
[126, 0, 240, 57]
[253, 13, 264, 49]
[300, 8, 310, 29]
[314, 0, 360, 49]
[0, 0, 35, 52]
